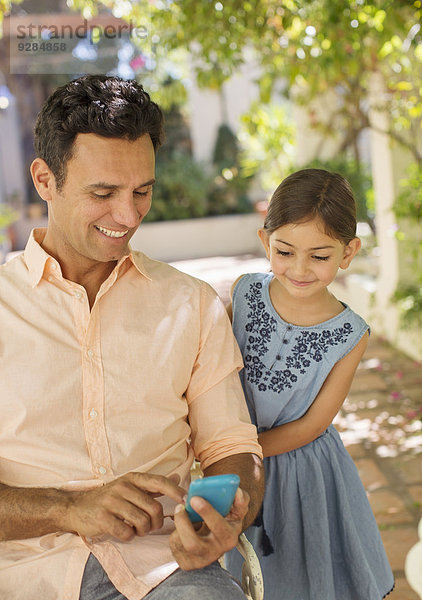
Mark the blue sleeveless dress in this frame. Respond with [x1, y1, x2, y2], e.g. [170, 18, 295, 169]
[226, 273, 394, 600]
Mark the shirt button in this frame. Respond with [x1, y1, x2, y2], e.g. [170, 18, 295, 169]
[287, 325, 292, 331]
[98, 466, 107, 475]
[283, 339, 288, 344]
[87, 349, 94, 358]
[75, 291, 82, 299]
[89, 409, 98, 418]
[48, 276, 54, 282]
[51, 263, 57, 270]
[276, 355, 281, 360]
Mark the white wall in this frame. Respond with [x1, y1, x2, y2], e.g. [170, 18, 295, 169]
[188, 54, 260, 163]
[130, 213, 264, 262]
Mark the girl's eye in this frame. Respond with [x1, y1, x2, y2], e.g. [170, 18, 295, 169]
[313, 255, 329, 261]
[276, 250, 291, 256]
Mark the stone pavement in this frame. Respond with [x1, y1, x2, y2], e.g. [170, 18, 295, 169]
[171, 254, 422, 600]
[337, 335, 422, 599]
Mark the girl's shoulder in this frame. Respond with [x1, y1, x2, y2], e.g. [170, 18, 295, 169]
[339, 303, 370, 342]
[335, 302, 369, 334]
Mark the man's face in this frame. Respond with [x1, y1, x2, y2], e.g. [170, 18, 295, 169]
[43, 133, 155, 269]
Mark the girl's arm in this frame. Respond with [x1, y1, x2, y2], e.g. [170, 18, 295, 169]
[258, 331, 369, 457]
[225, 274, 245, 322]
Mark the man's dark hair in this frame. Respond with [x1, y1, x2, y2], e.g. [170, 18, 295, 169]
[34, 74, 164, 189]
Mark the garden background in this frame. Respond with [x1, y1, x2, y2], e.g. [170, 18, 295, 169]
[0, 1, 421, 597]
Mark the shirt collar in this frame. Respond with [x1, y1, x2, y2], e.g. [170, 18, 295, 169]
[24, 228, 152, 288]
[24, 229, 56, 288]
[128, 250, 152, 281]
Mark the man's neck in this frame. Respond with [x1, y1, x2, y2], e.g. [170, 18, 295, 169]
[62, 261, 117, 309]
[40, 231, 120, 309]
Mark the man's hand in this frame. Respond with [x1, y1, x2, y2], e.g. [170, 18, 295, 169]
[66, 473, 186, 542]
[0, 473, 185, 543]
[169, 487, 249, 570]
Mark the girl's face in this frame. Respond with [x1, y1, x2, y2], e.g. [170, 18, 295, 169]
[258, 217, 361, 299]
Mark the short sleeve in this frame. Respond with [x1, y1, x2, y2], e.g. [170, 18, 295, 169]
[185, 282, 243, 403]
[185, 282, 262, 470]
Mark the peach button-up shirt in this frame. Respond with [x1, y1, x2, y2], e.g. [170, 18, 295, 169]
[0, 229, 262, 600]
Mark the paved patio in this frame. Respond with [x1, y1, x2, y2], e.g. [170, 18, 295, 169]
[171, 253, 422, 600]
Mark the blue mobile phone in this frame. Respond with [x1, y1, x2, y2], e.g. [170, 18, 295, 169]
[185, 474, 240, 523]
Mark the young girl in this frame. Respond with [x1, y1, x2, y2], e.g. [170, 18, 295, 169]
[226, 169, 394, 600]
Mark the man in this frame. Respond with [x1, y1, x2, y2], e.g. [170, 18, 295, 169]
[0, 75, 264, 600]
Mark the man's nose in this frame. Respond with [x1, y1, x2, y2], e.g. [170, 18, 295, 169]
[112, 194, 140, 229]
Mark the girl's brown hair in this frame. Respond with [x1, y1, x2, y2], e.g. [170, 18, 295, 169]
[264, 168, 357, 244]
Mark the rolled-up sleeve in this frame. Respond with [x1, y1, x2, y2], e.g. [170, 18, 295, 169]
[186, 282, 262, 470]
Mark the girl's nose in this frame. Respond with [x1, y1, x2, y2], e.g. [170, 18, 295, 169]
[291, 256, 308, 277]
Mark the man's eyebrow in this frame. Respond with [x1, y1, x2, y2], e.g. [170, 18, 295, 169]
[275, 238, 335, 250]
[83, 178, 156, 191]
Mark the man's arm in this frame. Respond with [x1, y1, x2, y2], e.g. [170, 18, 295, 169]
[203, 452, 264, 529]
[169, 452, 264, 570]
[0, 474, 185, 542]
[0, 482, 72, 541]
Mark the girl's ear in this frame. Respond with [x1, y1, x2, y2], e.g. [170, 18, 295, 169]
[340, 237, 361, 270]
[258, 228, 271, 259]
[30, 158, 56, 203]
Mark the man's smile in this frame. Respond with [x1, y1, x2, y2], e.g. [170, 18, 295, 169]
[95, 225, 129, 238]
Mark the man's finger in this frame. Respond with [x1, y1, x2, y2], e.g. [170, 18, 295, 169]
[127, 473, 186, 504]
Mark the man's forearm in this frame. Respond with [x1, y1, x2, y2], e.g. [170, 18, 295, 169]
[0, 482, 72, 541]
[203, 452, 264, 530]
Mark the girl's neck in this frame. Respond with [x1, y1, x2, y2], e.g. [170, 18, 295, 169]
[269, 277, 345, 327]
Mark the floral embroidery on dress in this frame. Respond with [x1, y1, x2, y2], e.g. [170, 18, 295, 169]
[243, 280, 354, 393]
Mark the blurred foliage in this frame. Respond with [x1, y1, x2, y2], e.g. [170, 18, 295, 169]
[394, 163, 422, 223]
[392, 163, 422, 328]
[238, 101, 296, 192]
[0, 0, 21, 34]
[0, 204, 18, 246]
[212, 123, 238, 169]
[2, 1, 421, 270]
[3, 1, 420, 159]
[2, 0, 420, 167]
[145, 151, 211, 221]
[302, 156, 375, 230]
[207, 123, 252, 216]
[392, 285, 422, 329]
[146, 149, 253, 222]
[146, 117, 252, 221]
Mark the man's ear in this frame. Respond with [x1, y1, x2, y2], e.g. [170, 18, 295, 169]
[340, 237, 361, 270]
[258, 228, 270, 259]
[30, 158, 57, 203]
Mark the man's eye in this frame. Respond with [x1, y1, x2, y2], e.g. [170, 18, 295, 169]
[93, 193, 112, 199]
[134, 191, 149, 197]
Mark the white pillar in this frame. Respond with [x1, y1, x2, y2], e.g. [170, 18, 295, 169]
[368, 71, 401, 336]
[292, 87, 342, 166]
[187, 53, 260, 163]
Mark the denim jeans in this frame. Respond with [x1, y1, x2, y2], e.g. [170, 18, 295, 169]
[79, 553, 246, 600]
